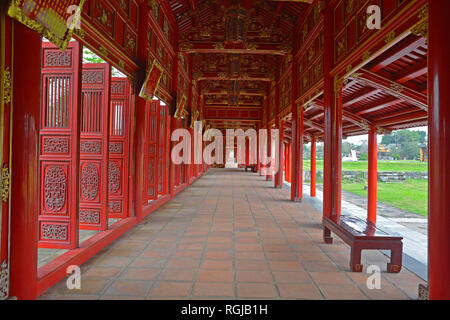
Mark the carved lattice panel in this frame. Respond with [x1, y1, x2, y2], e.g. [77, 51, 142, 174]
[38, 42, 81, 249]
[79, 63, 110, 230]
[108, 77, 130, 218]
[144, 100, 159, 203]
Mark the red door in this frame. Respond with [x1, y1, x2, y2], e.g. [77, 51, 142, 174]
[144, 100, 158, 203]
[108, 77, 131, 218]
[38, 42, 81, 249]
[79, 63, 111, 230]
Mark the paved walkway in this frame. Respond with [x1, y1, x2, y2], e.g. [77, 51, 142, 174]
[39, 169, 423, 300]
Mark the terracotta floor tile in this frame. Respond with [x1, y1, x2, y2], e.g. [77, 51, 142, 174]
[193, 282, 235, 298]
[120, 268, 160, 281]
[148, 281, 192, 298]
[236, 259, 269, 271]
[272, 271, 312, 284]
[167, 258, 200, 269]
[197, 269, 234, 282]
[236, 270, 272, 283]
[96, 256, 134, 267]
[130, 257, 166, 268]
[269, 261, 304, 271]
[105, 280, 153, 296]
[302, 260, 338, 272]
[278, 283, 322, 299]
[237, 283, 278, 299]
[309, 272, 354, 285]
[160, 269, 197, 281]
[200, 259, 233, 270]
[318, 284, 368, 300]
[83, 267, 122, 279]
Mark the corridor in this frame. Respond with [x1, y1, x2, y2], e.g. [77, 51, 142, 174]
[39, 169, 422, 300]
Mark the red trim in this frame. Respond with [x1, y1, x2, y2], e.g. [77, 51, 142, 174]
[142, 194, 171, 218]
[37, 217, 137, 297]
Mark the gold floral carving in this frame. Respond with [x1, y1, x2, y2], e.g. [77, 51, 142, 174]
[2, 68, 12, 104]
[1, 164, 10, 202]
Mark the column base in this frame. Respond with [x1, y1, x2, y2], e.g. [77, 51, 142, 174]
[293, 197, 302, 203]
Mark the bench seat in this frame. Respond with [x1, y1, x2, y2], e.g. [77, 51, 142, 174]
[323, 215, 403, 273]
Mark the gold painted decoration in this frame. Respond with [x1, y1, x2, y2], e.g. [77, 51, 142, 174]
[190, 110, 199, 128]
[174, 94, 188, 119]
[2, 68, 11, 104]
[139, 59, 164, 102]
[8, 0, 87, 51]
[1, 164, 10, 203]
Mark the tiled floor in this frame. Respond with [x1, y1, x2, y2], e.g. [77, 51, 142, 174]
[39, 168, 424, 300]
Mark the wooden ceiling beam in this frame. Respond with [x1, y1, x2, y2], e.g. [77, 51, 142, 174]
[369, 36, 426, 72]
[350, 69, 428, 111]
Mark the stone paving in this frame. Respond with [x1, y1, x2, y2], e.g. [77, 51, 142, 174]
[39, 168, 424, 300]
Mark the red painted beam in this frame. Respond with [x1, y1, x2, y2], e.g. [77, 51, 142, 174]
[395, 60, 428, 84]
[343, 88, 382, 107]
[370, 36, 427, 72]
[372, 110, 427, 127]
[356, 97, 403, 115]
[351, 69, 428, 110]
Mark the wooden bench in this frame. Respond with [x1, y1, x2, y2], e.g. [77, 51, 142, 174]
[323, 215, 403, 273]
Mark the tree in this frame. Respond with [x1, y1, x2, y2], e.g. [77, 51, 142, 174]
[381, 129, 425, 160]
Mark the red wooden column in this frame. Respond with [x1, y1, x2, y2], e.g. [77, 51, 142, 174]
[367, 126, 378, 223]
[290, 58, 299, 201]
[322, 3, 342, 220]
[9, 22, 41, 300]
[310, 136, 317, 198]
[275, 120, 284, 188]
[429, 0, 450, 300]
[266, 126, 272, 181]
[296, 107, 304, 201]
[135, 2, 150, 222]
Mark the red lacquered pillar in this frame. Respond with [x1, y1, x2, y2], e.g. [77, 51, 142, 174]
[323, 3, 341, 219]
[296, 107, 304, 201]
[9, 21, 41, 300]
[266, 127, 272, 181]
[290, 112, 298, 199]
[275, 120, 284, 188]
[310, 136, 317, 197]
[290, 57, 299, 201]
[429, 0, 450, 300]
[135, 2, 149, 222]
[367, 126, 378, 223]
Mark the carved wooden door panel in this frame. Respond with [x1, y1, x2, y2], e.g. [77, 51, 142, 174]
[108, 77, 130, 218]
[145, 100, 158, 202]
[79, 63, 110, 230]
[38, 41, 81, 249]
[157, 104, 168, 196]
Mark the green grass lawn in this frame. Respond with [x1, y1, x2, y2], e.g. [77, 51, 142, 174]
[341, 179, 428, 217]
[303, 160, 428, 172]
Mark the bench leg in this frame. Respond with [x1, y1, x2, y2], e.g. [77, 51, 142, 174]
[323, 226, 333, 244]
[387, 242, 403, 273]
[350, 245, 363, 272]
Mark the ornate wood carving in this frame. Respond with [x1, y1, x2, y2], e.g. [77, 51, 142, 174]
[43, 166, 67, 213]
[81, 163, 99, 201]
[41, 224, 68, 241]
